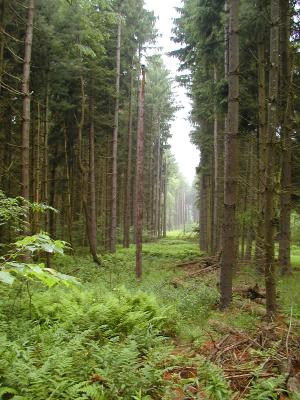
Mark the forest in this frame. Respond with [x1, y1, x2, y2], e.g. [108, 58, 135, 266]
[0, 0, 300, 398]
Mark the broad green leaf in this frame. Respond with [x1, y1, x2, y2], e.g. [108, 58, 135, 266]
[0, 271, 15, 285]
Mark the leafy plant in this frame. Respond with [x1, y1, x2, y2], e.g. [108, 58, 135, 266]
[197, 357, 232, 400]
[0, 190, 56, 233]
[0, 232, 78, 288]
[246, 376, 285, 399]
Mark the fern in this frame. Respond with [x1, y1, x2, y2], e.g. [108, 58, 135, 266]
[0, 287, 175, 399]
[246, 376, 285, 400]
[197, 356, 232, 400]
[0, 386, 17, 397]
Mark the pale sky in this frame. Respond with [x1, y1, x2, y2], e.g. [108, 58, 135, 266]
[144, 0, 199, 184]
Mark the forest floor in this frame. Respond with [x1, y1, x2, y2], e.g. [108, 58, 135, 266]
[1, 234, 300, 399]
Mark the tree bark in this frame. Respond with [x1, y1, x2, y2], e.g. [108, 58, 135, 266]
[21, 0, 34, 213]
[264, 0, 280, 318]
[245, 135, 255, 260]
[110, 18, 121, 253]
[241, 138, 251, 259]
[255, 40, 267, 273]
[44, 83, 49, 232]
[0, 0, 6, 93]
[155, 132, 161, 237]
[78, 76, 100, 265]
[279, 0, 292, 275]
[33, 101, 41, 232]
[220, 0, 239, 310]
[199, 163, 209, 253]
[212, 66, 222, 254]
[163, 157, 167, 238]
[88, 87, 98, 262]
[49, 152, 57, 238]
[135, 66, 145, 280]
[123, 64, 134, 248]
[63, 124, 73, 246]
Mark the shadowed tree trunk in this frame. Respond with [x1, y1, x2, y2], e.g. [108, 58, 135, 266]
[279, 0, 292, 275]
[163, 157, 167, 238]
[63, 124, 73, 246]
[49, 148, 58, 238]
[245, 135, 255, 260]
[220, 0, 239, 310]
[123, 64, 134, 248]
[44, 83, 50, 233]
[255, 39, 267, 273]
[33, 102, 41, 232]
[212, 66, 223, 254]
[88, 88, 98, 262]
[0, 0, 6, 93]
[155, 133, 161, 238]
[135, 66, 145, 280]
[78, 76, 100, 265]
[110, 17, 121, 253]
[199, 155, 209, 253]
[21, 0, 34, 219]
[89, 88, 99, 264]
[240, 136, 252, 258]
[264, 0, 279, 318]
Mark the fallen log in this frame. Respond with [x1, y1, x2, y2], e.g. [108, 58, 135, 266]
[234, 284, 266, 300]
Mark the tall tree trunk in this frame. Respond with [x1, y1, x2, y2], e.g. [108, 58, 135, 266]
[245, 135, 255, 260]
[21, 0, 34, 221]
[199, 160, 209, 253]
[105, 134, 111, 250]
[49, 152, 57, 238]
[78, 76, 100, 265]
[279, 0, 292, 275]
[44, 83, 49, 232]
[135, 66, 145, 280]
[63, 125, 73, 246]
[155, 135, 161, 237]
[182, 191, 186, 234]
[255, 40, 267, 273]
[209, 155, 214, 254]
[88, 88, 98, 262]
[0, 0, 6, 93]
[163, 157, 167, 238]
[123, 64, 134, 248]
[158, 183, 162, 237]
[220, 0, 239, 310]
[33, 102, 41, 232]
[110, 18, 121, 253]
[264, 0, 279, 318]
[241, 138, 251, 259]
[212, 67, 222, 253]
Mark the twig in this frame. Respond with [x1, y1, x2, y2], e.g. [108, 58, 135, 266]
[176, 260, 201, 267]
[203, 329, 218, 350]
[286, 306, 293, 358]
[225, 372, 274, 379]
[26, 281, 32, 319]
[216, 339, 249, 358]
[209, 334, 230, 361]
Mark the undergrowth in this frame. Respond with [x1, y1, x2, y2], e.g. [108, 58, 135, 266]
[0, 286, 176, 399]
[1, 236, 299, 399]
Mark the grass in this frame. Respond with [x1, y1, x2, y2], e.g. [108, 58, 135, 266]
[53, 234, 300, 337]
[291, 245, 300, 266]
